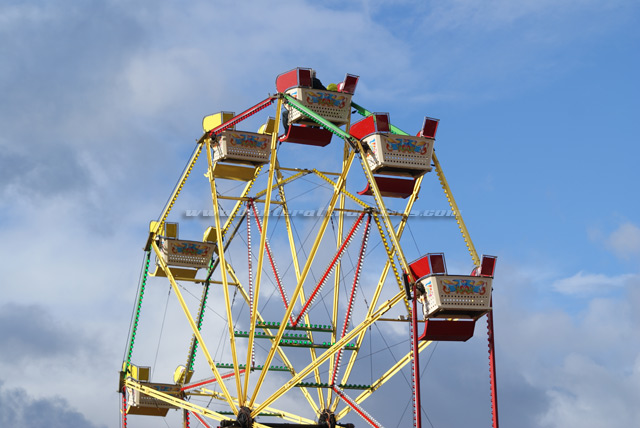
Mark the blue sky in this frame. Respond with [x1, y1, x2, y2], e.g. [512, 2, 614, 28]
[1, 1, 639, 427]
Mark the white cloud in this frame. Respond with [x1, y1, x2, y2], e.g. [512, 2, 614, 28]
[539, 354, 640, 428]
[551, 271, 637, 296]
[423, 0, 632, 32]
[385, 0, 640, 105]
[494, 265, 640, 428]
[606, 222, 640, 259]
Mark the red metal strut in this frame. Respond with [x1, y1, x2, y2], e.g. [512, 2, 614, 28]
[209, 97, 276, 137]
[250, 201, 293, 325]
[293, 212, 366, 326]
[330, 214, 371, 385]
[121, 387, 127, 428]
[488, 300, 499, 428]
[411, 283, 422, 428]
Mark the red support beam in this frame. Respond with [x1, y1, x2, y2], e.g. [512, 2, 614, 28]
[209, 97, 276, 137]
[332, 387, 382, 428]
[121, 388, 127, 428]
[246, 203, 256, 366]
[251, 201, 293, 325]
[330, 215, 371, 385]
[181, 370, 246, 391]
[192, 412, 213, 428]
[411, 284, 422, 428]
[293, 212, 366, 326]
[488, 303, 499, 428]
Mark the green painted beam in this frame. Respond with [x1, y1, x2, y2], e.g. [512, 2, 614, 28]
[255, 322, 334, 332]
[282, 94, 356, 143]
[294, 382, 372, 390]
[278, 340, 358, 350]
[215, 363, 290, 372]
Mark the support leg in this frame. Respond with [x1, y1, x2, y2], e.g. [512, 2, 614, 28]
[488, 304, 499, 428]
[411, 284, 422, 428]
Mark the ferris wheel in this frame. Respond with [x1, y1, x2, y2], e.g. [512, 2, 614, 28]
[119, 67, 499, 428]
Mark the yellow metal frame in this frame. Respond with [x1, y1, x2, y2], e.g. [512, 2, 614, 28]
[222, 262, 321, 414]
[147, 141, 204, 248]
[126, 95, 485, 427]
[139, 148, 430, 424]
[221, 165, 263, 237]
[327, 141, 350, 407]
[194, 388, 316, 425]
[242, 98, 283, 402]
[251, 290, 406, 416]
[248, 148, 357, 409]
[335, 339, 433, 420]
[273, 160, 327, 410]
[331, 176, 425, 410]
[205, 137, 244, 406]
[151, 240, 238, 413]
[353, 139, 413, 278]
[125, 378, 227, 422]
[433, 153, 480, 266]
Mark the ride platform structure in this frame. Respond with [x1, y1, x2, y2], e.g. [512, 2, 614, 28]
[120, 67, 500, 428]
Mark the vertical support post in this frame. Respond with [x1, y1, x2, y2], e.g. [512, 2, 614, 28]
[183, 409, 190, 428]
[244, 97, 283, 402]
[411, 283, 422, 428]
[206, 138, 243, 405]
[249, 149, 357, 410]
[273, 161, 325, 410]
[332, 176, 424, 412]
[488, 302, 499, 428]
[328, 114, 353, 407]
[121, 387, 128, 428]
[328, 161, 346, 407]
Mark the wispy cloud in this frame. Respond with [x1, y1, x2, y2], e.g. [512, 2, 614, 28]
[539, 353, 640, 427]
[495, 265, 640, 427]
[551, 271, 637, 295]
[606, 222, 640, 260]
[0, 382, 105, 428]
